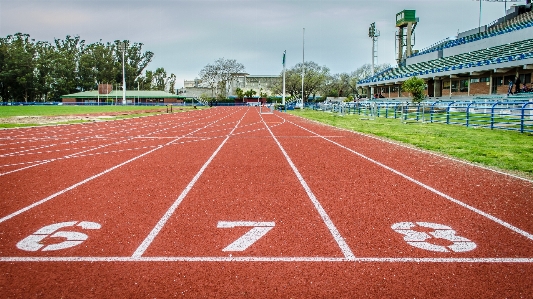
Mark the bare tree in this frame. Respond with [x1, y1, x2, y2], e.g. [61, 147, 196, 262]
[199, 63, 219, 97]
[199, 58, 245, 98]
[352, 63, 391, 95]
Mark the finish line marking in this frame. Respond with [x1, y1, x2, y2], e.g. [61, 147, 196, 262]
[1, 256, 532, 263]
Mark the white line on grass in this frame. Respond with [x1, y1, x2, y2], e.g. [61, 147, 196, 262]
[280, 115, 533, 242]
[260, 113, 355, 260]
[0, 109, 240, 224]
[132, 108, 249, 258]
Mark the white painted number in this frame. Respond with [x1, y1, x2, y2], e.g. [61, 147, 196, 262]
[392, 222, 476, 253]
[217, 221, 275, 252]
[17, 221, 101, 252]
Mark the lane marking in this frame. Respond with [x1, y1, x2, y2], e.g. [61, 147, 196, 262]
[292, 114, 533, 183]
[392, 222, 477, 253]
[0, 109, 240, 224]
[0, 110, 225, 176]
[1, 256, 533, 263]
[132, 109, 249, 258]
[218, 221, 275, 252]
[260, 113, 355, 260]
[278, 115, 533, 242]
[17, 221, 101, 252]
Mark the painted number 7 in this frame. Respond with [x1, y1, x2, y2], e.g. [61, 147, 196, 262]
[217, 221, 275, 252]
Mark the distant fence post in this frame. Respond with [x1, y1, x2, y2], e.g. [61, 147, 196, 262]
[490, 102, 499, 130]
[430, 101, 438, 123]
[466, 102, 476, 128]
[446, 101, 454, 124]
[521, 102, 533, 133]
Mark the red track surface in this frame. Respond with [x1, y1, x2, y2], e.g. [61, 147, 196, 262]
[1, 107, 532, 298]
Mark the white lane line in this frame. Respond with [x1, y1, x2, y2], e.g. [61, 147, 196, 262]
[132, 109, 249, 258]
[0, 110, 222, 176]
[1, 256, 533, 263]
[281, 115, 533, 242]
[260, 113, 355, 260]
[294, 114, 533, 183]
[0, 109, 240, 224]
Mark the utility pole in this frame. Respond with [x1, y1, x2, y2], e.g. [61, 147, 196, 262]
[118, 42, 127, 105]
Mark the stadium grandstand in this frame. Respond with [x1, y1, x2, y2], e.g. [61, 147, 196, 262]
[358, 1, 533, 100]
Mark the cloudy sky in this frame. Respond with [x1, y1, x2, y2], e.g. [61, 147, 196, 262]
[0, 0, 521, 88]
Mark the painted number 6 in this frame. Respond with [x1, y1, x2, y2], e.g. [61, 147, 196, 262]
[17, 221, 101, 252]
[392, 222, 476, 253]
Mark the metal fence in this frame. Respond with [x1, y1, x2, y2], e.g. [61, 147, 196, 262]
[313, 100, 533, 133]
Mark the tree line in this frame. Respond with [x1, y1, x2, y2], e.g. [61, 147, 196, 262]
[199, 57, 391, 102]
[0, 33, 176, 103]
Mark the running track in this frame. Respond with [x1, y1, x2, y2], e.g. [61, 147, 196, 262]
[1, 107, 532, 297]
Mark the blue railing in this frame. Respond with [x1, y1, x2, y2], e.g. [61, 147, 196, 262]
[314, 100, 533, 133]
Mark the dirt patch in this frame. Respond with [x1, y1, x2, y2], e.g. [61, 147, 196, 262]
[0, 109, 166, 125]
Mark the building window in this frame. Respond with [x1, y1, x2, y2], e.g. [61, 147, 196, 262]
[460, 79, 469, 92]
[519, 73, 531, 84]
[443, 81, 450, 90]
[504, 75, 515, 85]
[451, 80, 458, 92]
[470, 78, 480, 83]
[480, 77, 490, 82]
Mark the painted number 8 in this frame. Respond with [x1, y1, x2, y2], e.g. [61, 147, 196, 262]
[392, 222, 476, 253]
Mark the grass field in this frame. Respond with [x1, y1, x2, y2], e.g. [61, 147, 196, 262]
[0, 105, 170, 117]
[290, 109, 533, 179]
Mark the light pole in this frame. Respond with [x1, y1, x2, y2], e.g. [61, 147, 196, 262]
[282, 50, 286, 106]
[118, 42, 127, 105]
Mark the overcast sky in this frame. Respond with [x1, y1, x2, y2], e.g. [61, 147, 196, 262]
[0, 0, 523, 88]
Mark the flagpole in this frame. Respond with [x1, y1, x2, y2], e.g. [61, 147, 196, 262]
[301, 28, 305, 106]
[282, 50, 286, 106]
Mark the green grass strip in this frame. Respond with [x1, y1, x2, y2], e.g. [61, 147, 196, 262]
[0, 105, 169, 117]
[290, 109, 533, 179]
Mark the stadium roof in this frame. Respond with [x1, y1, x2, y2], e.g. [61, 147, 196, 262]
[60, 90, 185, 99]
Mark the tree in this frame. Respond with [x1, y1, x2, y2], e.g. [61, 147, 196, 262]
[244, 89, 256, 98]
[0, 33, 37, 102]
[235, 87, 244, 100]
[136, 70, 154, 90]
[0, 33, 155, 102]
[117, 41, 154, 90]
[153, 67, 167, 91]
[168, 73, 177, 94]
[198, 63, 218, 97]
[51, 35, 85, 100]
[198, 58, 245, 98]
[34, 41, 56, 101]
[352, 63, 391, 95]
[402, 76, 426, 103]
[271, 61, 329, 103]
[321, 72, 354, 98]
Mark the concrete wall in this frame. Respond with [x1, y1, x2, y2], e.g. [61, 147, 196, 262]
[181, 87, 213, 98]
[407, 50, 440, 65]
[443, 26, 533, 57]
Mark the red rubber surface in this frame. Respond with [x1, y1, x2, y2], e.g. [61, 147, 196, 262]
[1, 107, 532, 298]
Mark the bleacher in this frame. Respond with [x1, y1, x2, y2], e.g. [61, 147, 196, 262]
[411, 10, 533, 58]
[360, 38, 533, 84]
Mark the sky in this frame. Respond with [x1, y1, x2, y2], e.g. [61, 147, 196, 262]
[0, 0, 523, 88]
